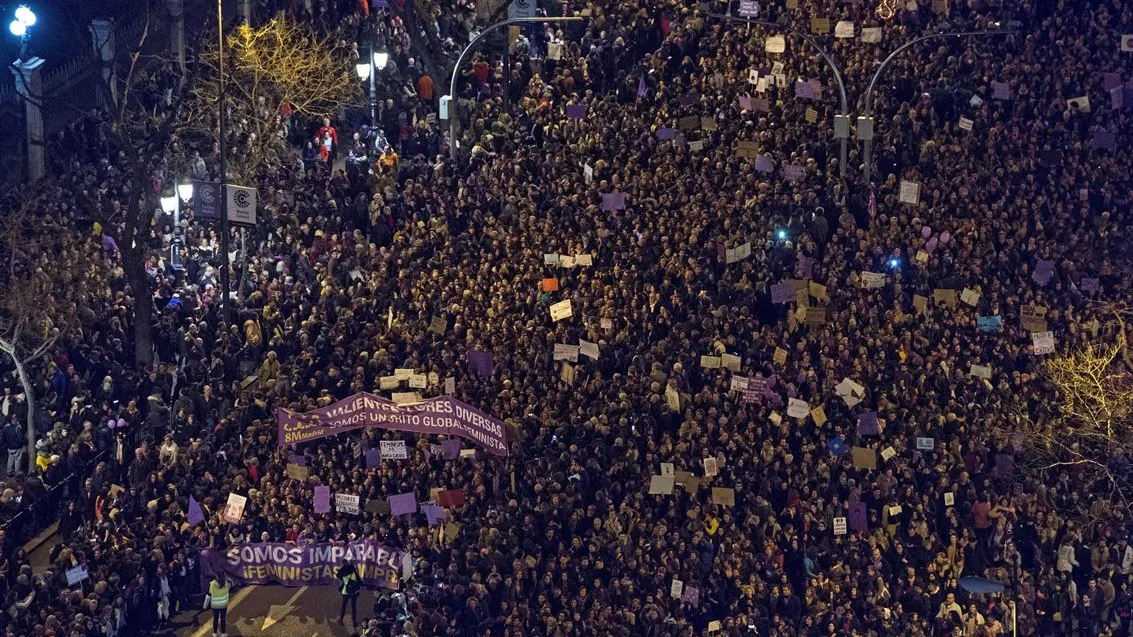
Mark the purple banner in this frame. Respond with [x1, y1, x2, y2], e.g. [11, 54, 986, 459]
[201, 541, 407, 589]
[277, 392, 508, 456]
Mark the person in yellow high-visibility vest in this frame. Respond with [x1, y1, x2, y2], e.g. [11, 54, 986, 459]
[337, 562, 361, 625]
[203, 571, 231, 637]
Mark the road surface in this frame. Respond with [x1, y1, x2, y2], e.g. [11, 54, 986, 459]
[172, 582, 380, 637]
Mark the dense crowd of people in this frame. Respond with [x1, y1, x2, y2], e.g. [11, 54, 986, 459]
[1, 0, 1132, 635]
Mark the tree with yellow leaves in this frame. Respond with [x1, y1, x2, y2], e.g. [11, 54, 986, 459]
[176, 18, 361, 181]
[1017, 305, 1133, 502]
[0, 198, 111, 472]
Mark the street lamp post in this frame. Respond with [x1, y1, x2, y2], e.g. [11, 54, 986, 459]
[356, 45, 388, 129]
[216, 0, 232, 327]
[447, 16, 584, 162]
[707, 13, 851, 180]
[858, 30, 1014, 185]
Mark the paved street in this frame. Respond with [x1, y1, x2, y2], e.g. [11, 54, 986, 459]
[172, 583, 380, 637]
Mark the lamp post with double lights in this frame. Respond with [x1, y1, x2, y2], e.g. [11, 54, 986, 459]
[355, 44, 389, 128]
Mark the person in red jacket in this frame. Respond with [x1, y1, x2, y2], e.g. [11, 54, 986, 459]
[316, 117, 338, 164]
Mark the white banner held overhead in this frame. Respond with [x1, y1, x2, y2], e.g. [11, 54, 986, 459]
[226, 184, 258, 226]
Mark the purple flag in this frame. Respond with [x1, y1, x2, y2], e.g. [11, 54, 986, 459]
[390, 492, 417, 516]
[1091, 130, 1116, 151]
[782, 164, 805, 182]
[365, 448, 381, 469]
[442, 439, 461, 459]
[771, 283, 794, 304]
[565, 104, 587, 119]
[1103, 72, 1122, 92]
[467, 350, 494, 376]
[314, 486, 331, 514]
[1032, 259, 1055, 285]
[848, 501, 868, 532]
[754, 154, 775, 173]
[991, 81, 1011, 100]
[422, 503, 447, 526]
[1081, 277, 1100, 293]
[188, 495, 205, 526]
[601, 193, 627, 211]
[857, 412, 879, 436]
[637, 75, 647, 98]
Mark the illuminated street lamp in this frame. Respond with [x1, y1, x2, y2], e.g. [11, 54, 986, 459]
[355, 54, 370, 80]
[176, 179, 194, 202]
[160, 191, 177, 215]
[9, 5, 36, 59]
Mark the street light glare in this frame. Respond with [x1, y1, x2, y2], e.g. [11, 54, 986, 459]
[14, 6, 35, 27]
[177, 182, 194, 201]
[9, 20, 25, 36]
[374, 51, 389, 70]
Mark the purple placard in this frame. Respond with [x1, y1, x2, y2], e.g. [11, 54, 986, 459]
[1112, 87, 1125, 110]
[314, 486, 331, 514]
[276, 392, 509, 456]
[857, 412, 879, 436]
[201, 540, 405, 588]
[795, 79, 820, 100]
[738, 0, 759, 17]
[657, 128, 678, 140]
[739, 94, 753, 110]
[752, 98, 771, 112]
[991, 81, 1011, 100]
[848, 501, 867, 532]
[1032, 259, 1055, 285]
[742, 376, 766, 404]
[468, 349, 494, 376]
[683, 585, 701, 605]
[1080, 277, 1100, 293]
[1092, 130, 1116, 151]
[565, 104, 587, 119]
[782, 164, 805, 182]
[288, 453, 308, 466]
[1103, 72, 1122, 92]
[390, 492, 418, 516]
[754, 154, 775, 173]
[771, 283, 794, 304]
[442, 439, 461, 460]
[601, 193, 627, 211]
[365, 448, 381, 469]
[422, 503, 447, 526]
